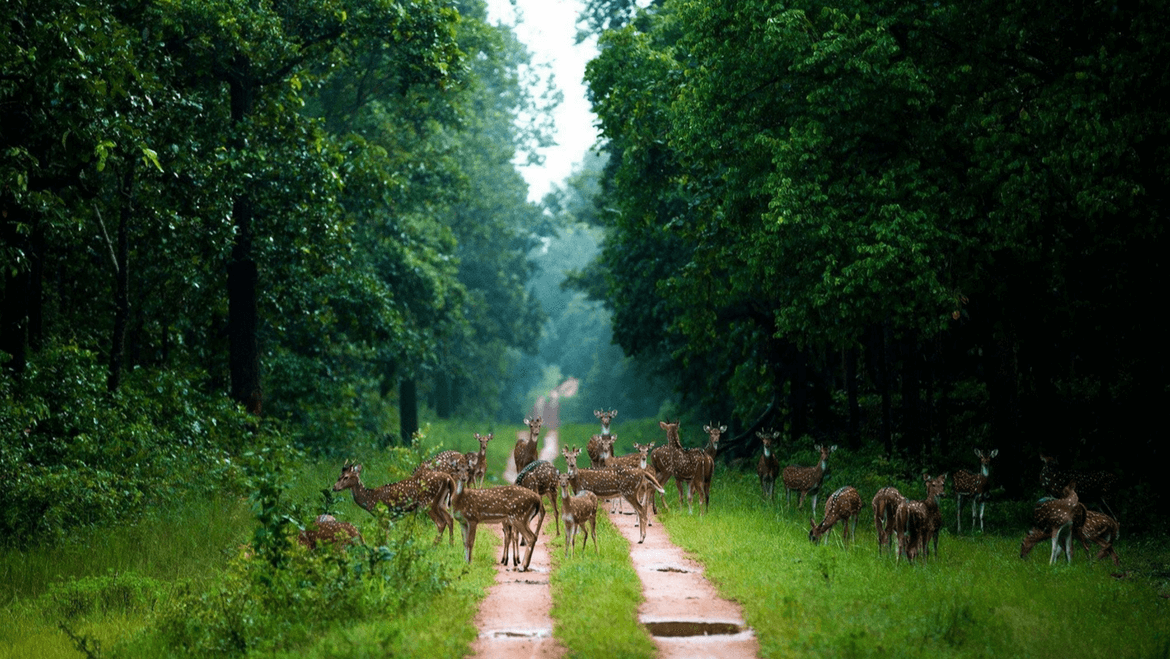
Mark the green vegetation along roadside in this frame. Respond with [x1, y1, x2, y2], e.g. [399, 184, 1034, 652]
[4, 417, 1168, 659]
[659, 469, 1170, 659]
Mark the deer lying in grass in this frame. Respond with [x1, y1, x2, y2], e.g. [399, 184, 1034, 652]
[563, 446, 665, 543]
[558, 472, 598, 557]
[809, 486, 863, 546]
[332, 461, 455, 545]
[297, 514, 363, 550]
[512, 416, 543, 473]
[782, 443, 837, 513]
[871, 486, 905, 555]
[893, 474, 946, 562]
[756, 429, 781, 500]
[451, 463, 544, 571]
[953, 448, 998, 532]
[1020, 481, 1086, 565]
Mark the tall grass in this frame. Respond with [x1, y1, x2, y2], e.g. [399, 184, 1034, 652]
[659, 470, 1170, 659]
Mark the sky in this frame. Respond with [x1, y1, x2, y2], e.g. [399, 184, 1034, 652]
[486, 0, 600, 203]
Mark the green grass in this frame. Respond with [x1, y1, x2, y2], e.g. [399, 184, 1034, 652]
[547, 512, 656, 659]
[6, 418, 1169, 659]
[658, 470, 1170, 659]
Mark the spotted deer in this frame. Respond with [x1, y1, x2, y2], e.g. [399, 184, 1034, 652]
[782, 443, 837, 513]
[600, 441, 655, 514]
[657, 420, 706, 514]
[809, 486, 863, 546]
[451, 463, 544, 571]
[557, 472, 599, 557]
[587, 409, 618, 468]
[648, 420, 685, 513]
[1021, 481, 1086, 565]
[700, 423, 726, 506]
[332, 461, 455, 545]
[587, 434, 617, 470]
[922, 473, 948, 556]
[595, 409, 617, 436]
[297, 514, 363, 550]
[893, 474, 945, 562]
[562, 445, 665, 543]
[464, 432, 493, 488]
[953, 448, 998, 532]
[1078, 509, 1121, 566]
[1039, 454, 1117, 515]
[512, 416, 543, 473]
[416, 448, 470, 478]
[756, 429, 781, 500]
[871, 486, 905, 555]
[515, 459, 562, 537]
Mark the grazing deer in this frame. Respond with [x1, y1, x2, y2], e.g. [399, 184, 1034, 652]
[893, 474, 946, 562]
[809, 486, 863, 546]
[563, 446, 665, 543]
[557, 472, 599, 557]
[464, 432, 492, 488]
[1039, 454, 1117, 515]
[782, 443, 837, 512]
[871, 486, 905, 555]
[332, 462, 455, 545]
[953, 448, 998, 532]
[756, 429, 781, 500]
[512, 416, 543, 474]
[515, 459, 562, 537]
[1078, 509, 1121, 566]
[1020, 481, 1087, 565]
[297, 514, 363, 550]
[450, 464, 544, 571]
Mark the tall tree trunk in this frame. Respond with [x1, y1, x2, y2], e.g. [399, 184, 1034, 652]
[400, 377, 418, 446]
[846, 346, 860, 449]
[1, 204, 31, 376]
[435, 371, 453, 419]
[900, 334, 922, 460]
[874, 325, 893, 455]
[985, 321, 1022, 496]
[227, 67, 262, 415]
[108, 168, 132, 392]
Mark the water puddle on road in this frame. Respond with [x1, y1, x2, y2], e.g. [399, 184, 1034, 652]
[643, 621, 743, 637]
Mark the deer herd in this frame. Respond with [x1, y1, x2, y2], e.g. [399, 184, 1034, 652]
[307, 409, 1122, 573]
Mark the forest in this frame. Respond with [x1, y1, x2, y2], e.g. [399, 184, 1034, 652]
[2, 0, 1168, 656]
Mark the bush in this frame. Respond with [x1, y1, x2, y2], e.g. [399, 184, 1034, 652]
[0, 344, 273, 546]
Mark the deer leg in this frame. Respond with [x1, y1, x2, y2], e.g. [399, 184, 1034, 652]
[517, 518, 536, 572]
[464, 522, 477, 564]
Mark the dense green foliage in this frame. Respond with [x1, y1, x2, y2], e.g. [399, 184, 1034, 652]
[1, 0, 556, 546]
[576, 0, 1169, 511]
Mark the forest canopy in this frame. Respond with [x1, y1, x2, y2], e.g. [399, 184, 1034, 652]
[574, 0, 1168, 501]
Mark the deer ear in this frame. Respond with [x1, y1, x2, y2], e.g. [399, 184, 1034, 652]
[990, 449, 998, 458]
[703, 425, 710, 432]
[830, 445, 838, 452]
[594, 410, 602, 417]
[611, 410, 617, 417]
[720, 425, 727, 432]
